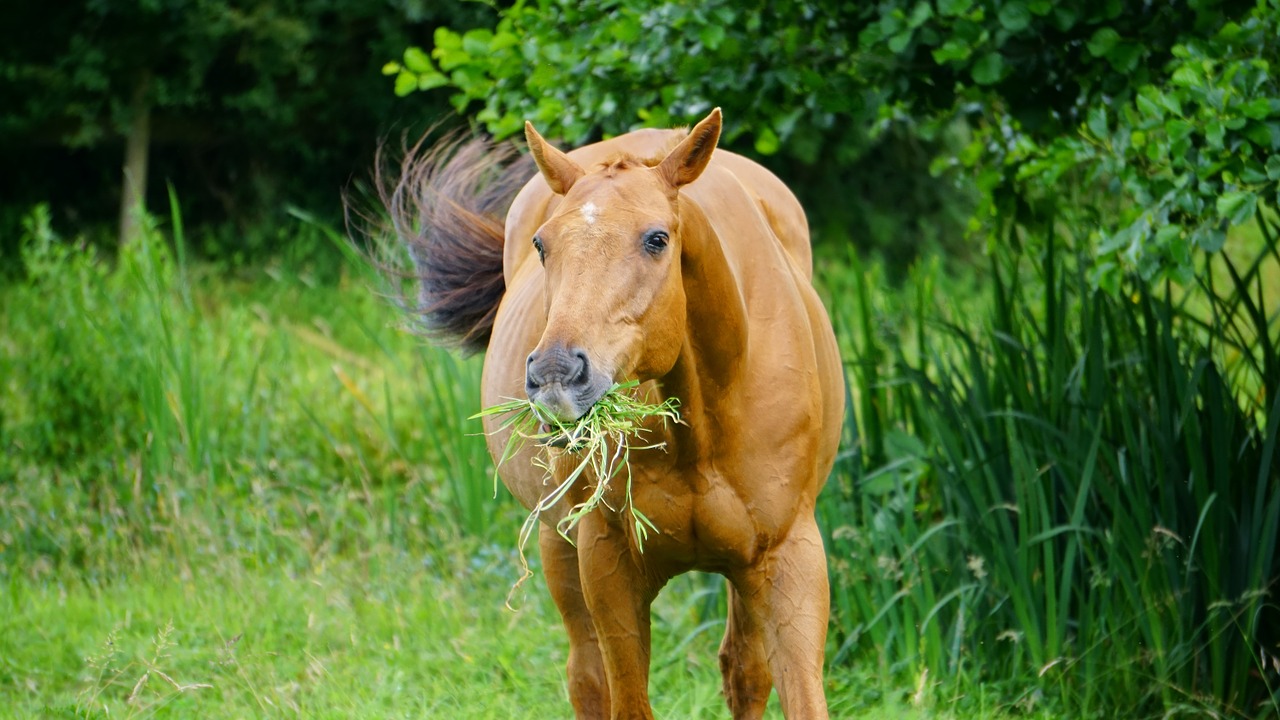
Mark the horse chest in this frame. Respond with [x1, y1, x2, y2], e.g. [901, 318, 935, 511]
[606, 460, 788, 571]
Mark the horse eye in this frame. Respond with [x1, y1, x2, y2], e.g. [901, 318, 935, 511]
[532, 236, 545, 263]
[642, 230, 669, 256]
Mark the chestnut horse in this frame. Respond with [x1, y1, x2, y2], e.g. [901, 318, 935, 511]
[386, 109, 843, 719]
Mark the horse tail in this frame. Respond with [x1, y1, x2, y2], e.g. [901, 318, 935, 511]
[378, 133, 532, 354]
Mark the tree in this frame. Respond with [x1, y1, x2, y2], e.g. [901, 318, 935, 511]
[0, 0, 494, 252]
[3, 1, 240, 244]
[388, 0, 1279, 284]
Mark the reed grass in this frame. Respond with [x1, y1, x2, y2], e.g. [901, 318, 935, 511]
[819, 208, 1280, 718]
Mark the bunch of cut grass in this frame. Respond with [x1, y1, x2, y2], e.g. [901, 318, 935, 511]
[475, 380, 681, 588]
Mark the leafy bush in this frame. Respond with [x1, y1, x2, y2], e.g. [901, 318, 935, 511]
[384, 0, 979, 265]
[972, 4, 1280, 288]
[391, 0, 1280, 284]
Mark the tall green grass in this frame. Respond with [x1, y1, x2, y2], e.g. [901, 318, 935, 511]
[0, 204, 1040, 719]
[819, 213, 1280, 718]
[0, 201, 513, 580]
[6, 194, 1278, 717]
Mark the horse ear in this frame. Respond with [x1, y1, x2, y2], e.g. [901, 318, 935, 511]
[657, 107, 722, 189]
[524, 121, 584, 195]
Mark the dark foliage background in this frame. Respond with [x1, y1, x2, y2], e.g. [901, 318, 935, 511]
[0, 0, 495, 260]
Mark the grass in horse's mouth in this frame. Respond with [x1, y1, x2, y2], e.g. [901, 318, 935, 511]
[473, 380, 681, 595]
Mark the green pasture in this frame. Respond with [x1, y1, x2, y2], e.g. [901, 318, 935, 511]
[1, 198, 1277, 718]
[1, 529, 962, 719]
[0, 206, 1017, 719]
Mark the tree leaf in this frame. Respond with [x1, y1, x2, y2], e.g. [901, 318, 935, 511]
[462, 29, 493, 57]
[1240, 163, 1269, 184]
[1052, 6, 1078, 30]
[393, 71, 418, 97]
[1086, 106, 1108, 139]
[1135, 93, 1164, 121]
[699, 24, 727, 49]
[932, 38, 972, 63]
[611, 16, 641, 43]
[1190, 224, 1226, 252]
[1205, 120, 1224, 150]
[754, 127, 780, 155]
[1086, 28, 1120, 58]
[998, 3, 1031, 32]
[1153, 224, 1183, 248]
[937, 0, 973, 17]
[888, 30, 914, 53]
[971, 53, 1004, 86]
[402, 47, 434, 75]
[1216, 190, 1257, 226]
[1171, 65, 1203, 88]
[1266, 154, 1280, 181]
[490, 31, 520, 51]
[908, 1, 934, 28]
[417, 72, 448, 92]
[1241, 97, 1272, 120]
[1106, 43, 1142, 73]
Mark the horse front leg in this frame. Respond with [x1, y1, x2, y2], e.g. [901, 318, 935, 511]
[733, 514, 830, 719]
[575, 512, 659, 720]
[540, 523, 610, 718]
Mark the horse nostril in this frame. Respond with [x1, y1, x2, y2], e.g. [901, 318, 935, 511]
[525, 352, 543, 391]
[569, 349, 591, 387]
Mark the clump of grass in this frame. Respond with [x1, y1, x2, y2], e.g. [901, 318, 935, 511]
[475, 380, 681, 586]
[73, 620, 213, 718]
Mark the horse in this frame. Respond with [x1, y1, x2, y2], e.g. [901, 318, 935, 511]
[384, 109, 844, 719]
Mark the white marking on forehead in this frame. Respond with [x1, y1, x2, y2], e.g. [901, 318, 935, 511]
[580, 201, 599, 225]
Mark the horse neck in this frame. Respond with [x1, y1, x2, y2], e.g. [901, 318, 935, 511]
[661, 197, 748, 456]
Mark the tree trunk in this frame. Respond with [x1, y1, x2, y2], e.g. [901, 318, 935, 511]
[118, 71, 152, 246]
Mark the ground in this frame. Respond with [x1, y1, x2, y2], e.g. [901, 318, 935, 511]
[1, 536, 968, 719]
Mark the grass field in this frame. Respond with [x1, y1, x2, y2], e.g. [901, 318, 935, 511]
[0, 211, 1046, 719]
[2, 523, 972, 719]
[2, 202, 1276, 718]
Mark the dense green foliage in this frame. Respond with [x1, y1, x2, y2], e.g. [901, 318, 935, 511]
[386, 0, 983, 262]
[968, 3, 1280, 289]
[394, 0, 1280, 282]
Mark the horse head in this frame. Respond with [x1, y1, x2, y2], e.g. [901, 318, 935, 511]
[521, 109, 722, 422]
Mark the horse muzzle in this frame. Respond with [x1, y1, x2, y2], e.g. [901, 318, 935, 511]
[525, 343, 611, 423]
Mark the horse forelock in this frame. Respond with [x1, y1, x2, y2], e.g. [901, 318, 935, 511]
[593, 155, 655, 176]
[591, 130, 688, 177]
